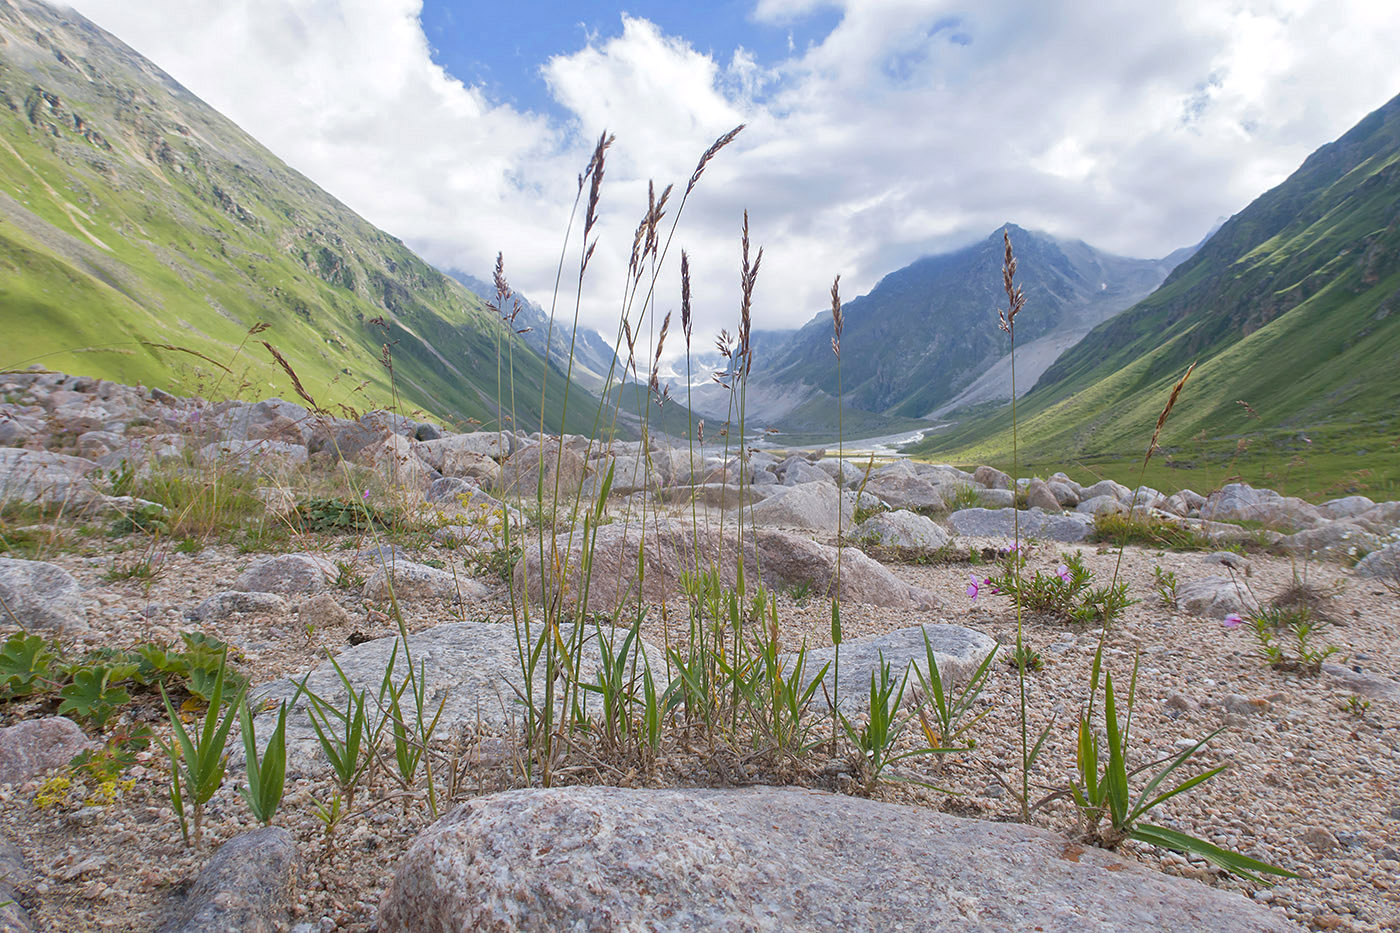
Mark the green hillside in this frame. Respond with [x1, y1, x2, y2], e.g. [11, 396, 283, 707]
[912, 92, 1400, 499]
[0, 0, 604, 435]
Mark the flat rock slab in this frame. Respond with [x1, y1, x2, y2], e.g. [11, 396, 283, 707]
[379, 785, 1296, 933]
[787, 624, 995, 712]
[250, 622, 658, 775]
[948, 508, 1092, 542]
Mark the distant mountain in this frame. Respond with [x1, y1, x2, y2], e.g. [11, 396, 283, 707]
[749, 226, 1185, 438]
[0, 0, 602, 434]
[915, 92, 1400, 483]
[446, 270, 618, 391]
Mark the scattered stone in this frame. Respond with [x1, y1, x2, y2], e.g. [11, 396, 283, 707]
[752, 529, 942, 609]
[748, 481, 854, 533]
[947, 507, 1093, 542]
[862, 461, 946, 512]
[0, 448, 98, 505]
[976, 487, 1015, 508]
[0, 835, 35, 933]
[1178, 576, 1257, 617]
[852, 509, 951, 550]
[379, 785, 1295, 933]
[185, 591, 288, 623]
[1301, 827, 1339, 854]
[155, 827, 298, 933]
[1322, 664, 1400, 700]
[1201, 552, 1252, 576]
[1221, 694, 1271, 716]
[1164, 693, 1198, 713]
[972, 465, 1011, 489]
[0, 717, 92, 786]
[497, 441, 586, 499]
[295, 593, 351, 631]
[233, 555, 333, 597]
[1025, 478, 1062, 512]
[1075, 495, 1126, 517]
[0, 558, 89, 632]
[362, 560, 489, 603]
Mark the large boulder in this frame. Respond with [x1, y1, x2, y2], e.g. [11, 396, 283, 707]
[1178, 576, 1257, 617]
[1277, 522, 1382, 561]
[379, 786, 1294, 933]
[792, 624, 995, 711]
[747, 482, 854, 533]
[862, 461, 945, 512]
[948, 508, 1093, 543]
[1354, 542, 1400, 581]
[514, 521, 940, 612]
[359, 435, 437, 495]
[1203, 483, 1324, 530]
[497, 441, 587, 500]
[249, 622, 659, 775]
[0, 448, 98, 505]
[972, 464, 1011, 489]
[0, 558, 89, 632]
[415, 439, 500, 485]
[155, 828, 298, 933]
[233, 555, 334, 597]
[852, 510, 951, 550]
[1024, 478, 1061, 512]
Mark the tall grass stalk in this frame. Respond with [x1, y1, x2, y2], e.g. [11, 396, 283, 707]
[830, 276, 844, 753]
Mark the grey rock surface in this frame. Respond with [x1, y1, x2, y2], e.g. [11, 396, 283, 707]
[1352, 542, 1400, 580]
[863, 462, 946, 512]
[747, 481, 854, 533]
[0, 558, 89, 632]
[156, 827, 298, 933]
[1278, 522, 1381, 561]
[250, 622, 655, 775]
[1179, 576, 1257, 617]
[1025, 478, 1061, 512]
[186, 591, 288, 623]
[947, 508, 1092, 542]
[0, 717, 93, 786]
[791, 624, 995, 711]
[0, 448, 98, 505]
[362, 560, 489, 603]
[379, 785, 1296, 933]
[852, 509, 951, 550]
[972, 464, 1011, 489]
[0, 835, 35, 933]
[233, 555, 333, 597]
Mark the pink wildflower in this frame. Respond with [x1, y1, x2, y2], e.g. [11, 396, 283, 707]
[1056, 564, 1071, 583]
[967, 574, 981, 599]
[1223, 613, 1243, 629]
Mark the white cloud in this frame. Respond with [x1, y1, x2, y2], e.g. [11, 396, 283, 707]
[59, 0, 1400, 366]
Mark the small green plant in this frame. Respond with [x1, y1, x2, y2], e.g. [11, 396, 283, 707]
[980, 552, 1134, 626]
[298, 496, 398, 534]
[786, 580, 814, 603]
[299, 657, 385, 810]
[838, 655, 943, 792]
[911, 632, 995, 752]
[1245, 605, 1337, 674]
[238, 699, 288, 825]
[947, 484, 983, 512]
[159, 649, 246, 847]
[1151, 566, 1179, 608]
[1341, 694, 1370, 718]
[107, 502, 169, 537]
[1006, 642, 1043, 673]
[104, 460, 136, 498]
[1071, 657, 1296, 883]
[334, 561, 366, 590]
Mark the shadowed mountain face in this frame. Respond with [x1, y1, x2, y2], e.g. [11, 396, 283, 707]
[914, 91, 1400, 478]
[0, 0, 604, 433]
[744, 225, 1181, 437]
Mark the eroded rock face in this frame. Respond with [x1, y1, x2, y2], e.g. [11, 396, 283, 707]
[155, 827, 298, 933]
[379, 785, 1295, 933]
[852, 509, 951, 550]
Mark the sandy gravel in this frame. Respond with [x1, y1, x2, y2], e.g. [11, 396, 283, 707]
[1, 516, 1397, 932]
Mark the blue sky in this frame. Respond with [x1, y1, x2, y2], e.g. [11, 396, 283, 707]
[418, 1, 842, 118]
[60, 0, 1400, 348]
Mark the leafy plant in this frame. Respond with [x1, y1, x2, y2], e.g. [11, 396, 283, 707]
[911, 632, 995, 752]
[1071, 659, 1295, 883]
[838, 655, 943, 792]
[1247, 605, 1337, 674]
[58, 666, 132, 728]
[1151, 566, 1179, 607]
[947, 483, 983, 512]
[239, 699, 288, 825]
[159, 649, 246, 846]
[1340, 694, 1370, 718]
[0, 631, 58, 698]
[1005, 642, 1043, 673]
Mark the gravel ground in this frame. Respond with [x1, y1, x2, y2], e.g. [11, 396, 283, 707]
[1, 517, 1397, 932]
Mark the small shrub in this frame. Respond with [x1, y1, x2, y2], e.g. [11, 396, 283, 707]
[1245, 605, 1337, 674]
[1151, 566, 1179, 607]
[1091, 511, 1212, 550]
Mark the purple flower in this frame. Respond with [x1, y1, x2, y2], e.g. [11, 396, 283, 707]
[1223, 613, 1243, 629]
[1056, 564, 1071, 583]
[967, 574, 981, 599]
[362, 489, 371, 501]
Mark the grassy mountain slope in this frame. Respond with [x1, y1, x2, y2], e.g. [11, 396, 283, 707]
[0, 0, 604, 434]
[913, 93, 1400, 497]
[760, 225, 1179, 437]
